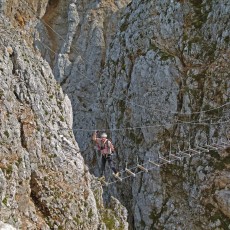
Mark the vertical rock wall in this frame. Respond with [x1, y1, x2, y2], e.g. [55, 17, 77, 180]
[0, 4, 128, 229]
[99, 0, 230, 229]
[5, 0, 229, 229]
[35, 0, 131, 153]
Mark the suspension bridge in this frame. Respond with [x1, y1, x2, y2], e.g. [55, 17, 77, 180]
[94, 138, 230, 187]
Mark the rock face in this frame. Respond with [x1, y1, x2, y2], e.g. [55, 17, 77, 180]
[0, 12, 128, 230]
[98, 0, 230, 229]
[1, 0, 229, 229]
[44, 0, 229, 229]
[35, 0, 131, 152]
[0, 221, 17, 230]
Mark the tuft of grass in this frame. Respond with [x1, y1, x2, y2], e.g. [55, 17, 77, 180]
[2, 197, 8, 206]
[88, 209, 93, 219]
[59, 116, 65, 122]
[16, 157, 23, 167]
[224, 36, 229, 43]
[6, 165, 13, 175]
[4, 130, 9, 138]
[102, 213, 116, 229]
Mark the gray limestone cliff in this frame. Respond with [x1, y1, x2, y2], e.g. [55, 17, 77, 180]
[1, 0, 229, 230]
[99, 1, 230, 229]
[35, 0, 131, 151]
[0, 1, 128, 229]
[38, 0, 229, 229]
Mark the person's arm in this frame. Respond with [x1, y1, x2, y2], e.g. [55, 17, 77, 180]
[92, 131, 97, 142]
[108, 141, 114, 153]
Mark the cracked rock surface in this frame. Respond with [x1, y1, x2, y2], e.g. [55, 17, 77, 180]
[0, 15, 128, 229]
[0, 0, 229, 229]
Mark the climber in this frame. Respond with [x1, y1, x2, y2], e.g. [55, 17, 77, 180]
[92, 131, 119, 180]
